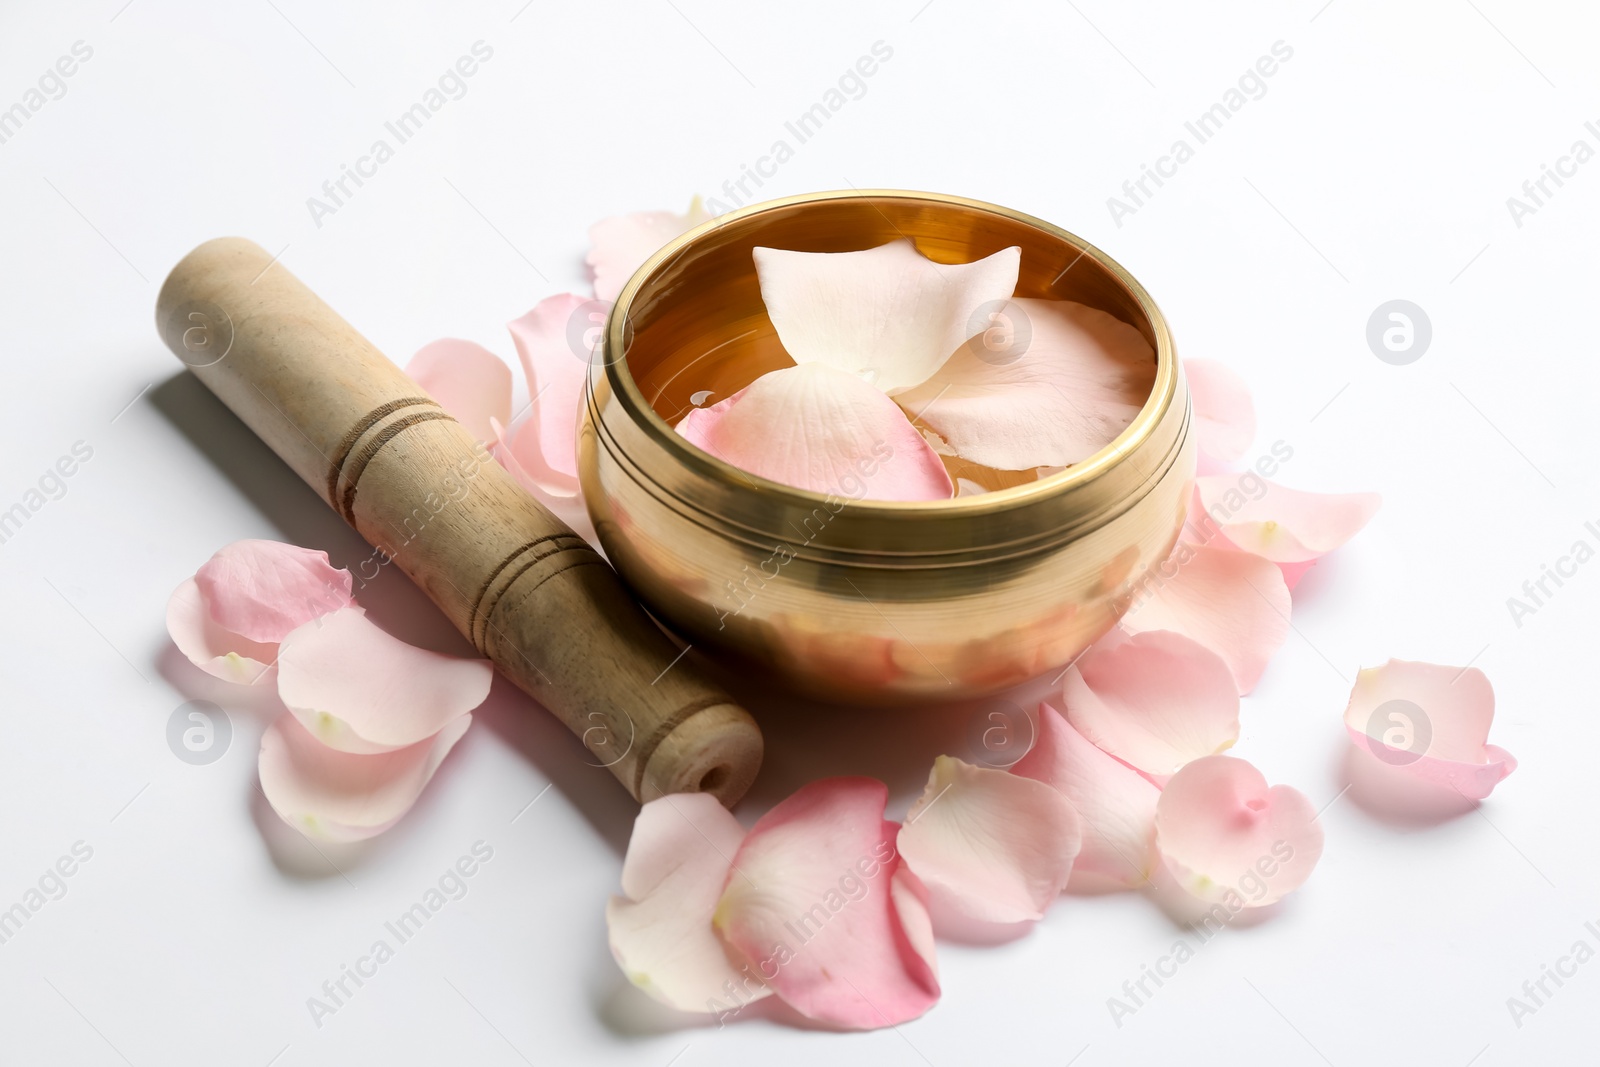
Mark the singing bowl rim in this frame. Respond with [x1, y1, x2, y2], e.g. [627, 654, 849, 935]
[601, 188, 1178, 519]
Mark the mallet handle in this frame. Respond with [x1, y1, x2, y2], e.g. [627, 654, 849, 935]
[156, 237, 761, 805]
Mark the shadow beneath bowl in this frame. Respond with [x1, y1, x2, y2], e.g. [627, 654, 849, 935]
[702, 647, 1061, 815]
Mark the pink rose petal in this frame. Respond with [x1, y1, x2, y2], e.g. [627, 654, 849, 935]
[1195, 476, 1381, 564]
[889, 867, 938, 985]
[276, 607, 493, 754]
[1154, 755, 1323, 907]
[507, 293, 595, 486]
[1343, 659, 1516, 800]
[492, 293, 595, 538]
[1120, 542, 1291, 694]
[897, 299, 1156, 470]
[1062, 629, 1240, 777]
[677, 363, 953, 501]
[257, 712, 470, 842]
[714, 777, 940, 1029]
[588, 199, 711, 302]
[1278, 559, 1316, 590]
[1184, 359, 1255, 462]
[166, 577, 278, 684]
[897, 756, 1081, 925]
[490, 417, 595, 544]
[753, 239, 1021, 394]
[954, 477, 987, 497]
[194, 540, 353, 644]
[607, 793, 772, 1013]
[404, 338, 512, 444]
[1013, 703, 1160, 889]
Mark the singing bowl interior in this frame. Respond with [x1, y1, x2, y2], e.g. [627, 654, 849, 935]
[580, 190, 1193, 704]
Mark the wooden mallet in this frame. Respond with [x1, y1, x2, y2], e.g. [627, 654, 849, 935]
[156, 237, 762, 805]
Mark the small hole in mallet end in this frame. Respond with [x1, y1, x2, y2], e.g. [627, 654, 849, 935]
[698, 765, 729, 795]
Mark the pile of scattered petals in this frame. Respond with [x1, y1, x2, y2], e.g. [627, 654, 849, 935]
[167, 540, 492, 840]
[334, 198, 1512, 1028]
[609, 739, 1322, 1029]
[608, 779, 938, 1029]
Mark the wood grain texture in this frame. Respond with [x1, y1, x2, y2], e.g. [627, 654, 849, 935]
[156, 237, 761, 805]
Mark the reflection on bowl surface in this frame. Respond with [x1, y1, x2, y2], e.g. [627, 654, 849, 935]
[580, 190, 1194, 704]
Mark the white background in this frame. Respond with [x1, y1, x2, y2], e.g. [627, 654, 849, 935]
[0, 0, 1593, 1063]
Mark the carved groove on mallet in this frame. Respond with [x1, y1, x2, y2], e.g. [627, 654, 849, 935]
[338, 410, 458, 523]
[469, 534, 593, 653]
[482, 551, 610, 661]
[325, 396, 439, 506]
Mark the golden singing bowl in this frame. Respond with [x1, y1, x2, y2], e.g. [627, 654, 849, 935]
[579, 190, 1194, 705]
